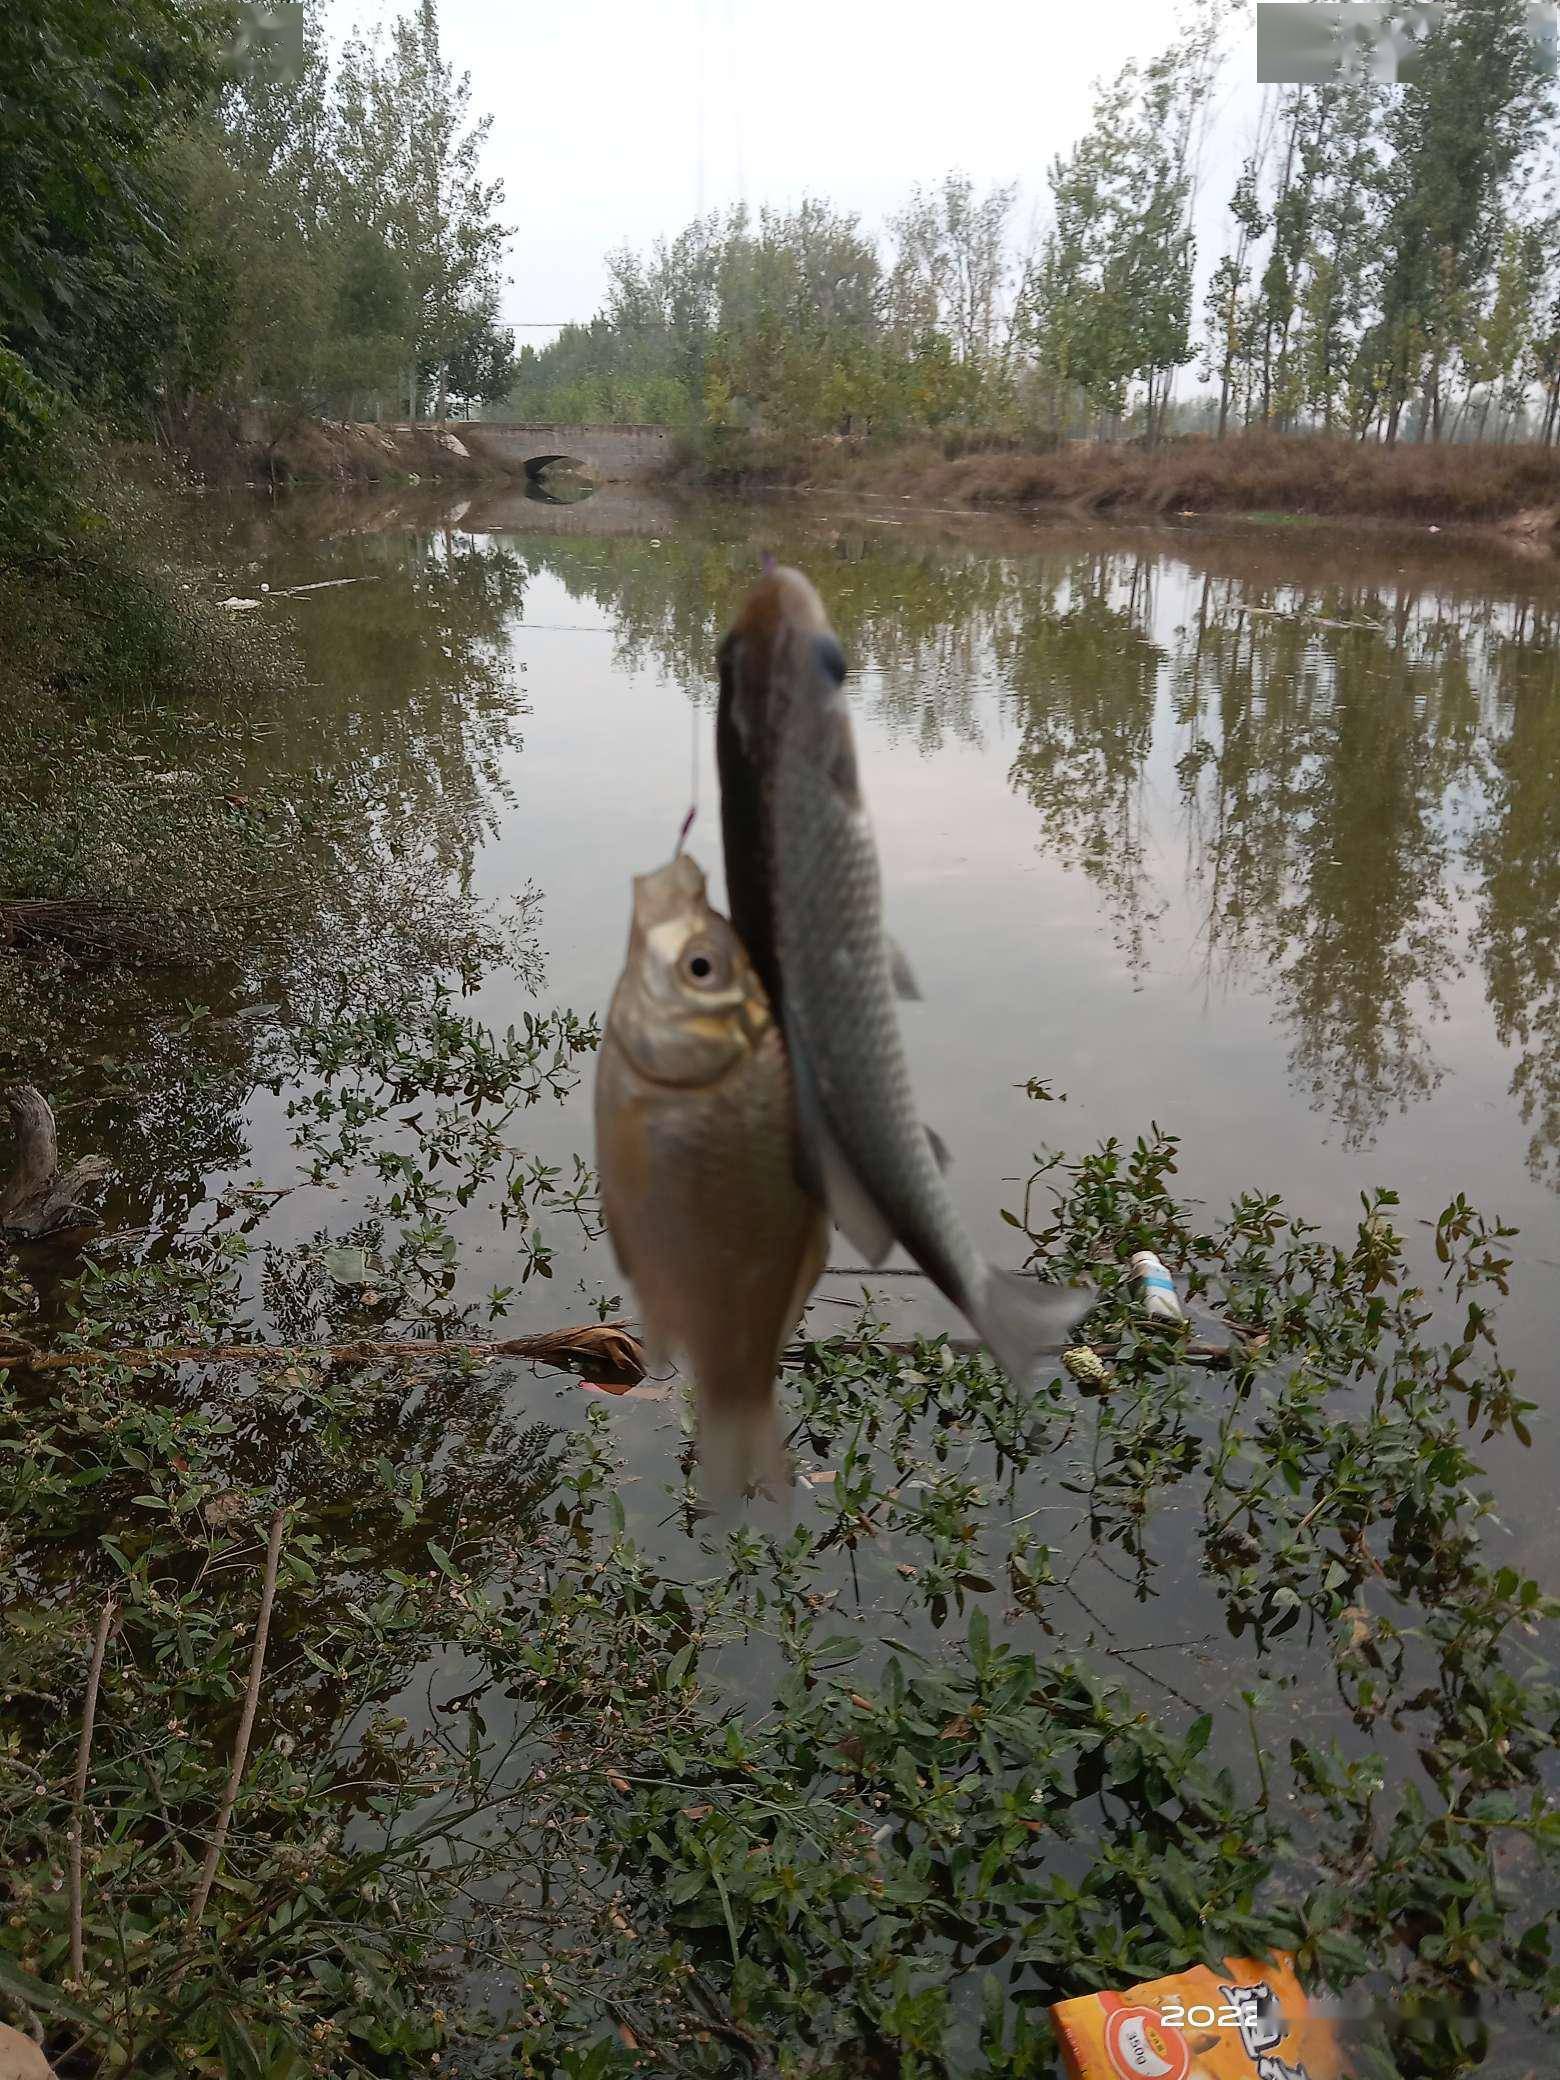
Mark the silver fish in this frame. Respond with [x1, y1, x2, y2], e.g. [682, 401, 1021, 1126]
[593, 850, 829, 1497]
[716, 566, 1091, 1381]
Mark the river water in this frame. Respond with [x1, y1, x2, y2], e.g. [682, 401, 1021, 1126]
[8, 480, 1560, 2063]
[187, 482, 1560, 1547]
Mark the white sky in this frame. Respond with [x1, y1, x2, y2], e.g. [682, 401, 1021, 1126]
[346, 0, 1265, 347]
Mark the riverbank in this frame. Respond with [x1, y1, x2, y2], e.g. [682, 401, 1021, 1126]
[170, 408, 529, 488]
[167, 413, 1560, 540]
[692, 428, 1560, 538]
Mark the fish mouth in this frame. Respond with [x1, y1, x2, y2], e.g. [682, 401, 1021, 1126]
[630, 851, 708, 933]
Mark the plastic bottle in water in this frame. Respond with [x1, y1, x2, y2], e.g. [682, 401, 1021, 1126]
[1129, 1249, 1186, 1323]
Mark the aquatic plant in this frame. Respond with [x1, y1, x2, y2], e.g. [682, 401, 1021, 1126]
[0, 1126, 1555, 2077]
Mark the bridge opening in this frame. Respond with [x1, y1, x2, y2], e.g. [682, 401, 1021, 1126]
[523, 452, 591, 483]
[524, 475, 597, 507]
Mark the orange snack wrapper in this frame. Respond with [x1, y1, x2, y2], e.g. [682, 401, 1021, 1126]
[1050, 1951, 1345, 2080]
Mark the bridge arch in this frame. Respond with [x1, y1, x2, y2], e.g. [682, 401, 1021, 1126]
[461, 422, 672, 483]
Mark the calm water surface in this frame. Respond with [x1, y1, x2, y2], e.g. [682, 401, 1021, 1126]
[44, 487, 1524, 1580]
[197, 485, 1560, 1558]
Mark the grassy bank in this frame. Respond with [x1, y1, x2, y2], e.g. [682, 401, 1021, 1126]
[690, 429, 1560, 535]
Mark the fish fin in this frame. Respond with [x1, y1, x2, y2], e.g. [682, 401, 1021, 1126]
[886, 935, 922, 1001]
[697, 1384, 792, 1506]
[786, 1032, 896, 1263]
[924, 1122, 951, 1173]
[972, 1267, 1096, 1386]
[779, 1206, 831, 1347]
[818, 1130, 896, 1265]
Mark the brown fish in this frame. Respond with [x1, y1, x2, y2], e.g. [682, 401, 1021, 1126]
[593, 850, 828, 1498]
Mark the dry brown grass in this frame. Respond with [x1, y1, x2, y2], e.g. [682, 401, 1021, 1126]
[168, 408, 522, 487]
[763, 429, 1560, 531]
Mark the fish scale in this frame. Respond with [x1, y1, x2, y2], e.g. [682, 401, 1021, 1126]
[593, 851, 828, 1500]
[770, 613, 989, 1310]
[717, 566, 1093, 1382]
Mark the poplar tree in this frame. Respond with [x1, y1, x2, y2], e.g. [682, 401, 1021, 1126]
[1293, 74, 1382, 434]
[1202, 148, 1267, 437]
[1031, 0, 1225, 441]
[333, 0, 509, 421]
[1365, 0, 1545, 442]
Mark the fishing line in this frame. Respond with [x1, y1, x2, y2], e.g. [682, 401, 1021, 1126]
[675, 692, 699, 856]
[695, 0, 706, 218]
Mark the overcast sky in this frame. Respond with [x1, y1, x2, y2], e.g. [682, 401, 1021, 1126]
[348, 0, 1264, 347]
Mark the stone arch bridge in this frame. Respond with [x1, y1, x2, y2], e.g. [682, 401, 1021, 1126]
[457, 422, 673, 483]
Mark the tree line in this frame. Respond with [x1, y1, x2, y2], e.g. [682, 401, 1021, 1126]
[510, 0, 1560, 450]
[7, 0, 1560, 513]
[0, 0, 513, 559]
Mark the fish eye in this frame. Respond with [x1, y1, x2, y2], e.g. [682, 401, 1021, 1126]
[814, 633, 847, 685]
[678, 938, 729, 989]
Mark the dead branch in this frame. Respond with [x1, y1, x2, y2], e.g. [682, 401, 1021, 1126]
[187, 1508, 285, 1936]
[2, 900, 186, 963]
[0, 1320, 648, 1387]
[0, 896, 283, 966]
[69, 1598, 116, 1986]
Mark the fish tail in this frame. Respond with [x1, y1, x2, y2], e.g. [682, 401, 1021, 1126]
[972, 1266, 1095, 1387]
[697, 1383, 792, 1504]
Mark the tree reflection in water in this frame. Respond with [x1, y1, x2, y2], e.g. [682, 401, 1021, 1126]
[16, 491, 1559, 1228]
[480, 508, 1560, 1180]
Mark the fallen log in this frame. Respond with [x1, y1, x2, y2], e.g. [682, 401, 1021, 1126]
[0, 1319, 648, 1386]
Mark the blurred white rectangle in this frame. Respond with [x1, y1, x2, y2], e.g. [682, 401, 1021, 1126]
[226, 2, 305, 86]
[1257, 3, 1557, 83]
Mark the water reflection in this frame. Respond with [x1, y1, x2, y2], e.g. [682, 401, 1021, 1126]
[373, 506, 1554, 1182]
[998, 554, 1167, 973]
[0, 523, 533, 1227]
[11, 490, 1560, 1236]
[1170, 573, 1479, 1147]
[1471, 638, 1560, 1187]
[524, 472, 597, 506]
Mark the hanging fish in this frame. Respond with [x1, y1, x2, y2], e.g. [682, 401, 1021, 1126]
[593, 850, 828, 1498]
[716, 565, 1091, 1383]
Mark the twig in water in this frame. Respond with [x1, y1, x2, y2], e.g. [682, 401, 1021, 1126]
[0, 1321, 647, 1387]
[70, 1596, 116, 1985]
[187, 1507, 285, 1935]
[273, 577, 379, 596]
[687, 1966, 779, 2074]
